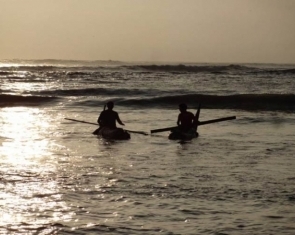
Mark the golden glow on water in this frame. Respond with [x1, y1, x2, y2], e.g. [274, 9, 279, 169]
[1, 107, 51, 162]
[3, 74, 52, 95]
[6, 80, 36, 94]
[0, 62, 20, 68]
[0, 107, 73, 227]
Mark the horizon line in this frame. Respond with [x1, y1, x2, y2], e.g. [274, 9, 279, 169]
[0, 58, 294, 66]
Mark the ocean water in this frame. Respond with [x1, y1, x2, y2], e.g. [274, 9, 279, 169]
[0, 59, 295, 234]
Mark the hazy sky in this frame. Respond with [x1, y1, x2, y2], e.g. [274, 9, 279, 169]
[1, 0, 295, 63]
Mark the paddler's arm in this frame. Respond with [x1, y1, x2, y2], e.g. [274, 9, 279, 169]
[97, 111, 104, 126]
[116, 113, 125, 126]
[177, 113, 181, 126]
[97, 116, 101, 125]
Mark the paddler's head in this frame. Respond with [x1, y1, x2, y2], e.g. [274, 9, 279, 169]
[179, 103, 187, 112]
[107, 101, 114, 110]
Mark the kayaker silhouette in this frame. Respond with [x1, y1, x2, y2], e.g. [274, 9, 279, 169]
[92, 101, 129, 139]
[97, 101, 125, 128]
[177, 103, 196, 132]
[167, 103, 198, 140]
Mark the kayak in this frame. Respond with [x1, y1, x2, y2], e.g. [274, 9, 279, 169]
[169, 103, 201, 141]
[150, 103, 236, 140]
[93, 127, 130, 140]
[168, 127, 198, 140]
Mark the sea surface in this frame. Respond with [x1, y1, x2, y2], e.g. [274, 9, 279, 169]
[1, 59, 295, 234]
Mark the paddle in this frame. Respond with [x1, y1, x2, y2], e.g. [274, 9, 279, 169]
[150, 116, 236, 134]
[64, 118, 148, 135]
[194, 103, 201, 133]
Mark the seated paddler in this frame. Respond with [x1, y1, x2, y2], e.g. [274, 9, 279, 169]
[97, 101, 125, 129]
[176, 103, 196, 133]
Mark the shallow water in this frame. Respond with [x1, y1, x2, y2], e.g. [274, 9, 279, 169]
[1, 104, 295, 234]
[1, 60, 295, 234]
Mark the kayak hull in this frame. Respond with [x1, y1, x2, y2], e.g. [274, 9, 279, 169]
[93, 127, 130, 140]
[168, 128, 198, 140]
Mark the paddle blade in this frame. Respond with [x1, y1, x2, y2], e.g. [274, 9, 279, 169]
[195, 103, 201, 121]
[194, 103, 201, 132]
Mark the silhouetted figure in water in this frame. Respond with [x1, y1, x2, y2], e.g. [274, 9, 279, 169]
[97, 101, 125, 129]
[177, 103, 196, 132]
[93, 101, 129, 138]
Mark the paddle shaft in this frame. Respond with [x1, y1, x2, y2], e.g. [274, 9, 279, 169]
[65, 118, 148, 135]
[198, 116, 236, 126]
[65, 118, 98, 126]
[150, 116, 236, 133]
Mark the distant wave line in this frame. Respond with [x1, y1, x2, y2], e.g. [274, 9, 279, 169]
[1, 62, 294, 74]
[0, 94, 58, 107]
[75, 93, 295, 111]
[125, 64, 295, 74]
[28, 88, 155, 97]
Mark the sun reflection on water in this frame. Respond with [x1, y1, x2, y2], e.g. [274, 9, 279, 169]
[1, 107, 51, 162]
[0, 107, 73, 229]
